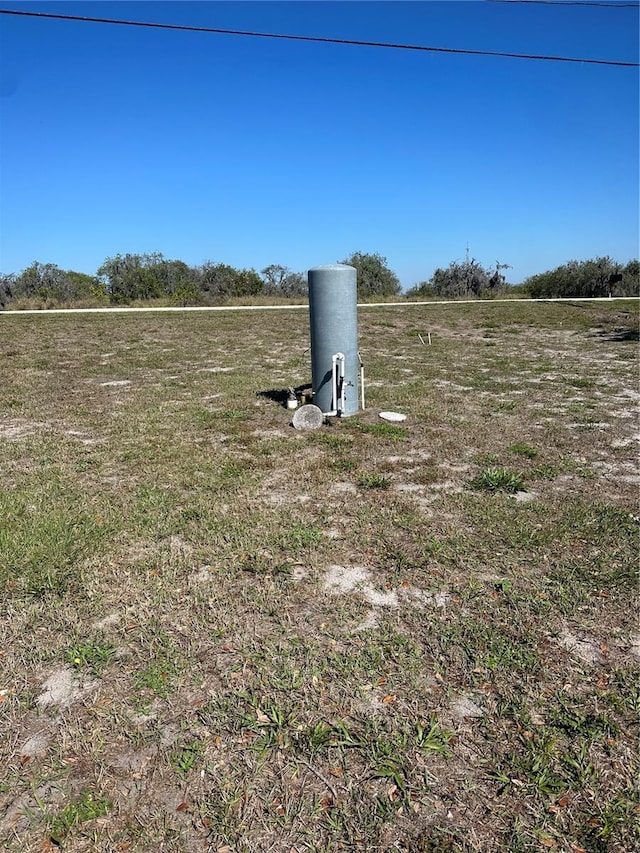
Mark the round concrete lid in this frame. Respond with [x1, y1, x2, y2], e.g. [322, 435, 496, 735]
[292, 405, 324, 430]
[379, 411, 407, 422]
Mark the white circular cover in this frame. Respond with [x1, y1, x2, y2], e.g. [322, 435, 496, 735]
[379, 411, 407, 422]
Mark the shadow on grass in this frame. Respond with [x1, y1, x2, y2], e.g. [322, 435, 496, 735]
[599, 328, 640, 343]
[257, 383, 313, 408]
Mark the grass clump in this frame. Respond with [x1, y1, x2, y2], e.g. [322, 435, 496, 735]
[358, 472, 391, 490]
[65, 638, 115, 675]
[172, 741, 203, 777]
[359, 422, 408, 441]
[0, 485, 106, 597]
[508, 443, 538, 458]
[280, 522, 323, 550]
[467, 467, 525, 494]
[49, 790, 110, 845]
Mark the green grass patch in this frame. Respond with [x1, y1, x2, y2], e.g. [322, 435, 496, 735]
[66, 638, 116, 675]
[508, 443, 538, 458]
[49, 790, 111, 845]
[467, 467, 525, 494]
[357, 472, 391, 490]
[358, 422, 408, 441]
[0, 482, 108, 597]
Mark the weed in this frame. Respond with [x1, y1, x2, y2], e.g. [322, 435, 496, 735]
[371, 753, 407, 792]
[548, 696, 619, 740]
[281, 523, 323, 550]
[65, 638, 115, 675]
[305, 721, 336, 753]
[135, 662, 174, 698]
[240, 551, 291, 575]
[331, 457, 358, 472]
[172, 741, 203, 777]
[200, 783, 245, 840]
[560, 742, 598, 789]
[602, 668, 640, 715]
[584, 794, 640, 849]
[473, 452, 500, 467]
[482, 635, 538, 674]
[565, 376, 597, 389]
[508, 443, 538, 459]
[247, 702, 297, 753]
[438, 619, 539, 677]
[415, 717, 454, 756]
[211, 408, 246, 421]
[411, 826, 471, 852]
[49, 790, 110, 845]
[313, 433, 354, 451]
[530, 464, 558, 480]
[505, 733, 566, 796]
[467, 467, 525, 493]
[358, 472, 391, 490]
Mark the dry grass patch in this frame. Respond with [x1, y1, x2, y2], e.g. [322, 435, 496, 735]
[1, 301, 638, 852]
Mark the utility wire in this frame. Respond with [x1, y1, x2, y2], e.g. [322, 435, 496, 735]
[0, 8, 637, 67]
[488, 1, 638, 7]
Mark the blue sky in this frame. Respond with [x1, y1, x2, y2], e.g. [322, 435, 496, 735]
[0, 1, 638, 288]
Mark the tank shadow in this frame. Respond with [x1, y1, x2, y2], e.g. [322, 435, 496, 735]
[599, 328, 639, 342]
[257, 384, 313, 408]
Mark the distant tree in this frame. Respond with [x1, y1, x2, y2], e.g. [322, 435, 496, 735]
[162, 259, 191, 293]
[13, 262, 65, 301]
[405, 280, 436, 299]
[199, 262, 262, 302]
[10, 263, 106, 305]
[488, 260, 512, 291]
[407, 257, 503, 299]
[199, 262, 237, 302]
[65, 270, 107, 302]
[434, 259, 489, 298]
[97, 254, 151, 303]
[261, 265, 307, 298]
[260, 264, 288, 294]
[279, 270, 307, 298]
[619, 259, 639, 297]
[126, 253, 166, 301]
[161, 260, 201, 306]
[98, 252, 196, 303]
[339, 252, 401, 299]
[522, 257, 633, 299]
[0, 273, 14, 308]
[234, 268, 264, 298]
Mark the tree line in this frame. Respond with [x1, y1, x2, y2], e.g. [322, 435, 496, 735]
[407, 256, 639, 300]
[0, 255, 308, 308]
[0, 252, 637, 308]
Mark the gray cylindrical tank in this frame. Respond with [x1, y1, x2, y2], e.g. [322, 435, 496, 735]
[308, 264, 359, 416]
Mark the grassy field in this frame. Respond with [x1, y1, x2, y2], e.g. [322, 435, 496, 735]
[0, 300, 638, 853]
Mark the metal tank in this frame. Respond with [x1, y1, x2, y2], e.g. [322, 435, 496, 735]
[307, 264, 360, 416]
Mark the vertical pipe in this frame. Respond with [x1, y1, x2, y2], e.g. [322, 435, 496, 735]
[308, 264, 359, 416]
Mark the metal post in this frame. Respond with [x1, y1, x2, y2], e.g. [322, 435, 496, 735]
[307, 264, 359, 416]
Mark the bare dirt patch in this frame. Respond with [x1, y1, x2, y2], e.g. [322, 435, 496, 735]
[36, 668, 97, 710]
[0, 418, 47, 440]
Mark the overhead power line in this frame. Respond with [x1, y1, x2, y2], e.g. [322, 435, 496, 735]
[0, 8, 637, 67]
[488, 1, 638, 7]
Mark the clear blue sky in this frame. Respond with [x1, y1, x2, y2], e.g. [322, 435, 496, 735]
[0, 1, 638, 288]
